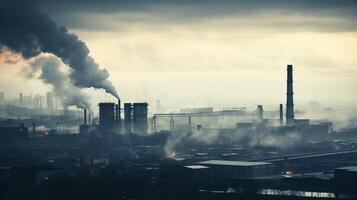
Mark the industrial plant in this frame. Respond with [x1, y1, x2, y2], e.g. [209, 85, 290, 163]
[0, 64, 356, 200]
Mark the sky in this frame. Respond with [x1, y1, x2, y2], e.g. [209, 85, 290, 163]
[0, 0, 357, 112]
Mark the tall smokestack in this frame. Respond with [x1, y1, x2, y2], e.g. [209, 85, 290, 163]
[116, 99, 121, 131]
[286, 65, 294, 125]
[257, 105, 263, 121]
[279, 104, 283, 125]
[84, 109, 87, 125]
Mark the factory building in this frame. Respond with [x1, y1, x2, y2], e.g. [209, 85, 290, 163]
[335, 166, 357, 198]
[99, 103, 115, 131]
[0, 124, 29, 139]
[124, 103, 133, 133]
[97, 101, 148, 135]
[133, 103, 148, 135]
[198, 160, 274, 179]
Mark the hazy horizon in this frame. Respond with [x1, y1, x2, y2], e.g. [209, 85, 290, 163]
[1, 0, 357, 112]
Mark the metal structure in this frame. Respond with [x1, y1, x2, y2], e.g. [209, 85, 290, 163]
[152, 108, 255, 133]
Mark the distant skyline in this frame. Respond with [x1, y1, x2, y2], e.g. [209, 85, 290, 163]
[1, 0, 357, 111]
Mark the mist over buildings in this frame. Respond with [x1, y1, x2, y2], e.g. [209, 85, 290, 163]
[1, 1, 357, 199]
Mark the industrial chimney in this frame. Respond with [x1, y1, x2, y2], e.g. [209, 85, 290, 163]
[115, 99, 121, 132]
[257, 105, 264, 121]
[279, 104, 283, 125]
[84, 109, 87, 125]
[286, 65, 295, 125]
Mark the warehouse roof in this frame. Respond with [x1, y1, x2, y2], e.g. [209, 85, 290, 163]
[184, 165, 209, 170]
[336, 166, 357, 172]
[198, 160, 271, 167]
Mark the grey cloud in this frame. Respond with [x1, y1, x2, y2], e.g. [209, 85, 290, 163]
[36, 0, 357, 32]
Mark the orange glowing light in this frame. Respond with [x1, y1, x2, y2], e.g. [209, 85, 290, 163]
[167, 152, 176, 158]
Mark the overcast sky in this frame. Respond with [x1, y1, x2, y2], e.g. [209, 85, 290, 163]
[1, 0, 357, 112]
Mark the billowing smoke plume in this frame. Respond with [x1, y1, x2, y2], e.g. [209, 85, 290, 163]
[22, 54, 91, 111]
[0, 0, 119, 99]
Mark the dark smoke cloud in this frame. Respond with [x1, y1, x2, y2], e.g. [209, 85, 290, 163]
[0, 0, 119, 99]
[22, 54, 92, 111]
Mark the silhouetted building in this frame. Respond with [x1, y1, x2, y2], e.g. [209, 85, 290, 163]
[124, 103, 133, 133]
[133, 103, 148, 135]
[99, 103, 115, 131]
[335, 166, 357, 198]
[198, 160, 273, 178]
[286, 64, 295, 126]
[0, 124, 29, 139]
